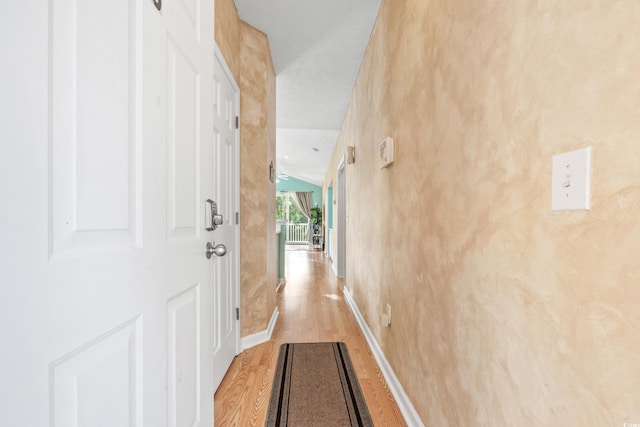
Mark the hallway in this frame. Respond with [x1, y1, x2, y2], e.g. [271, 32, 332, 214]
[214, 249, 407, 426]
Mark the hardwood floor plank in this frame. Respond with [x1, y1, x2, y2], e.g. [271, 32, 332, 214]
[214, 249, 407, 426]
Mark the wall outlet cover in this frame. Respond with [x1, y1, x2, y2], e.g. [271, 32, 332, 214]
[386, 303, 392, 327]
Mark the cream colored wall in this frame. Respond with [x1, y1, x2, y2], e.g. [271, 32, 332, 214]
[324, 0, 640, 425]
[215, 0, 277, 338]
[238, 22, 277, 337]
[214, 0, 240, 81]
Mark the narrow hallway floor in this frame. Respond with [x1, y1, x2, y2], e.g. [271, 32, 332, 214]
[214, 248, 407, 426]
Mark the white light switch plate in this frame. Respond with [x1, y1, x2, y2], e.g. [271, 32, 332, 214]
[551, 146, 591, 211]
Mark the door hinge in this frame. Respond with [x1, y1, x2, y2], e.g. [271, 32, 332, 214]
[235, 116, 239, 129]
[235, 212, 239, 225]
[235, 307, 240, 320]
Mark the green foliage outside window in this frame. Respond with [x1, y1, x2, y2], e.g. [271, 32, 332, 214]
[276, 193, 308, 223]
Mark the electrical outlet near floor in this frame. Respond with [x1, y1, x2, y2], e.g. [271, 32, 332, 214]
[381, 304, 392, 327]
[386, 304, 391, 327]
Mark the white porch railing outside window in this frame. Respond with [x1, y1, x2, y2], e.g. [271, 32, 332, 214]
[285, 223, 308, 244]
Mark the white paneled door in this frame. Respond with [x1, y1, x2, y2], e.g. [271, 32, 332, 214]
[212, 48, 241, 392]
[0, 1, 218, 426]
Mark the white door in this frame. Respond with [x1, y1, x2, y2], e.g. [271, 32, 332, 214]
[211, 47, 241, 391]
[0, 1, 217, 426]
[337, 156, 346, 278]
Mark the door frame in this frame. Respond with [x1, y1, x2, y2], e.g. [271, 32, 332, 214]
[325, 185, 333, 258]
[213, 44, 241, 357]
[336, 155, 346, 278]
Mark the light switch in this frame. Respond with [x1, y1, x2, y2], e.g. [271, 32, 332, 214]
[551, 146, 591, 211]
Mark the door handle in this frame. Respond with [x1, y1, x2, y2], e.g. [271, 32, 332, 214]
[206, 242, 227, 259]
[206, 199, 224, 231]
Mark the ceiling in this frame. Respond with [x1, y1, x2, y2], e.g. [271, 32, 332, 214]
[233, 0, 381, 186]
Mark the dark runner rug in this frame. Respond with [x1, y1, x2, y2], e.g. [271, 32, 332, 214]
[266, 342, 373, 427]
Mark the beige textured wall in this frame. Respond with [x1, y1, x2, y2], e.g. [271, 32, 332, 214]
[214, 0, 240, 81]
[324, 0, 640, 425]
[215, 1, 277, 337]
[238, 22, 277, 337]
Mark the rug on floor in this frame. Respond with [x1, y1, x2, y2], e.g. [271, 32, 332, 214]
[265, 342, 373, 427]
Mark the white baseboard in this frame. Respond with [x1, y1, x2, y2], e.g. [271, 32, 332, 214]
[240, 307, 279, 351]
[343, 287, 425, 427]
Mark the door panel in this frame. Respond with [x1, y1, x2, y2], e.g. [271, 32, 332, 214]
[50, 0, 139, 255]
[51, 318, 142, 427]
[167, 285, 201, 427]
[166, 37, 200, 240]
[177, 0, 200, 35]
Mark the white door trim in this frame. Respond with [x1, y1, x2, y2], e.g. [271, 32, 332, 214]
[336, 154, 346, 278]
[213, 43, 241, 357]
[343, 287, 425, 427]
[211, 43, 242, 394]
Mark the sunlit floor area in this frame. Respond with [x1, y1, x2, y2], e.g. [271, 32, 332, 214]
[214, 248, 406, 426]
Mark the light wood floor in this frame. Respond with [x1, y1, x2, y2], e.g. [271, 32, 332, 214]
[214, 248, 407, 426]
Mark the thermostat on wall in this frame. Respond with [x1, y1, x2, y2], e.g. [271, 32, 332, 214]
[379, 136, 394, 169]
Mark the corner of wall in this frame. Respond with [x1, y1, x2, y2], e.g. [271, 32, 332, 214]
[238, 20, 277, 338]
[215, 0, 277, 339]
